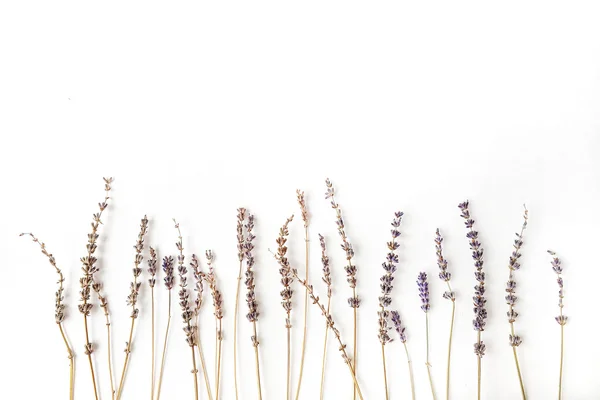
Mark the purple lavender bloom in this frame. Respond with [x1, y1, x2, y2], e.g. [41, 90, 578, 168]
[549, 250, 567, 326]
[417, 272, 430, 312]
[390, 310, 407, 343]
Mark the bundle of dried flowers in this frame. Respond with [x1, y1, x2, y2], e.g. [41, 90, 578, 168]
[147, 246, 158, 399]
[549, 250, 567, 400]
[505, 207, 528, 399]
[458, 200, 486, 400]
[435, 229, 455, 400]
[244, 214, 263, 399]
[378, 211, 403, 400]
[116, 215, 149, 400]
[204, 250, 223, 400]
[190, 254, 213, 400]
[418, 272, 436, 399]
[78, 177, 113, 400]
[295, 190, 309, 400]
[233, 207, 246, 400]
[325, 178, 359, 399]
[276, 215, 294, 400]
[272, 216, 364, 400]
[156, 254, 175, 400]
[319, 234, 332, 400]
[21, 233, 75, 400]
[174, 220, 200, 400]
[390, 310, 415, 400]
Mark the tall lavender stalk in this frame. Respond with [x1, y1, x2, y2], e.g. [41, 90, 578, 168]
[205, 250, 223, 400]
[506, 207, 528, 399]
[116, 216, 149, 400]
[174, 220, 199, 400]
[390, 310, 415, 400]
[156, 254, 174, 400]
[190, 254, 213, 400]
[549, 250, 567, 400]
[78, 177, 113, 400]
[245, 214, 263, 400]
[21, 233, 75, 400]
[458, 200, 486, 400]
[418, 272, 436, 399]
[435, 229, 455, 400]
[233, 208, 246, 400]
[295, 190, 310, 400]
[147, 247, 158, 400]
[276, 215, 294, 400]
[318, 234, 332, 400]
[378, 211, 403, 400]
[325, 178, 359, 400]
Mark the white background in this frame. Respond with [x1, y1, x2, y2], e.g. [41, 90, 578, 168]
[1, 1, 599, 399]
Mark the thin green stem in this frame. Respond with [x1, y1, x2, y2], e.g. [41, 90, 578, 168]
[59, 323, 75, 400]
[477, 331, 482, 400]
[233, 262, 243, 400]
[404, 342, 416, 400]
[382, 344, 389, 400]
[446, 299, 455, 400]
[156, 292, 172, 400]
[294, 231, 310, 400]
[151, 289, 155, 400]
[426, 313, 436, 400]
[559, 315, 564, 400]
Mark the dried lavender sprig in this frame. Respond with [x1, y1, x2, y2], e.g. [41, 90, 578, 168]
[506, 207, 528, 400]
[390, 310, 416, 400]
[271, 239, 364, 400]
[325, 178, 359, 400]
[21, 233, 75, 400]
[174, 220, 199, 400]
[156, 254, 175, 400]
[205, 250, 223, 400]
[418, 272, 436, 399]
[116, 216, 149, 400]
[295, 190, 310, 400]
[378, 211, 403, 400]
[435, 229, 455, 400]
[78, 177, 113, 400]
[244, 214, 263, 400]
[458, 200, 486, 400]
[190, 254, 214, 400]
[319, 234, 332, 400]
[549, 250, 566, 400]
[148, 247, 158, 400]
[276, 214, 294, 400]
[233, 207, 246, 400]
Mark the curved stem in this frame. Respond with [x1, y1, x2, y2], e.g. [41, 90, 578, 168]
[446, 300, 455, 400]
[116, 317, 135, 399]
[233, 261, 243, 400]
[352, 288, 358, 400]
[59, 324, 75, 400]
[404, 342, 416, 400]
[382, 344, 389, 400]
[191, 347, 199, 400]
[216, 319, 223, 400]
[214, 317, 218, 400]
[196, 316, 213, 400]
[319, 296, 332, 400]
[253, 322, 263, 400]
[295, 230, 309, 400]
[156, 291, 172, 400]
[426, 313, 436, 399]
[151, 289, 155, 400]
[83, 315, 100, 400]
[104, 310, 115, 400]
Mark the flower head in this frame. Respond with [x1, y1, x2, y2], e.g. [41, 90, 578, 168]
[417, 272, 430, 313]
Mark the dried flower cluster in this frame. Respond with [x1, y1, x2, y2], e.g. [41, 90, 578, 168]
[190, 255, 204, 317]
[506, 208, 528, 348]
[148, 247, 158, 288]
[277, 215, 294, 328]
[458, 201, 487, 358]
[162, 255, 175, 290]
[245, 214, 259, 331]
[436, 229, 455, 301]
[417, 272, 431, 312]
[390, 311, 407, 343]
[549, 251, 567, 326]
[205, 250, 223, 325]
[127, 216, 148, 320]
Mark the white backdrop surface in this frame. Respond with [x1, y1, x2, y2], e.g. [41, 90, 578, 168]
[1, 1, 600, 399]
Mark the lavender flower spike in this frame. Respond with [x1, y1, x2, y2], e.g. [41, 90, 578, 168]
[390, 310, 415, 400]
[549, 250, 567, 400]
[417, 272, 430, 313]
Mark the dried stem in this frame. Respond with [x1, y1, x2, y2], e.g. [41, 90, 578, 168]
[294, 190, 309, 400]
[205, 250, 223, 400]
[318, 234, 332, 400]
[21, 233, 75, 400]
[78, 177, 113, 400]
[147, 247, 158, 400]
[549, 250, 567, 400]
[156, 252, 175, 400]
[116, 216, 149, 400]
[233, 208, 246, 400]
[446, 299, 455, 400]
[191, 254, 213, 400]
[325, 178, 359, 399]
[426, 313, 436, 400]
[404, 342, 416, 400]
[391, 311, 414, 400]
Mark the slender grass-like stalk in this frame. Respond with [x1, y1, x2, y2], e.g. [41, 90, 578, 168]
[173, 220, 199, 400]
[276, 215, 294, 400]
[378, 212, 404, 400]
[458, 201, 486, 400]
[318, 234, 332, 400]
[505, 207, 528, 400]
[147, 247, 158, 400]
[391, 310, 415, 400]
[233, 208, 246, 400]
[325, 178, 359, 399]
[418, 272, 437, 399]
[78, 177, 113, 400]
[191, 254, 214, 400]
[549, 250, 567, 400]
[244, 214, 263, 400]
[435, 229, 456, 400]
[156, 254, 175, 400]
[116, 216, 149, 400]
[205, 250, 223, 400]
[21, 233, 75, 400]
[294, 190, 309, 400]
